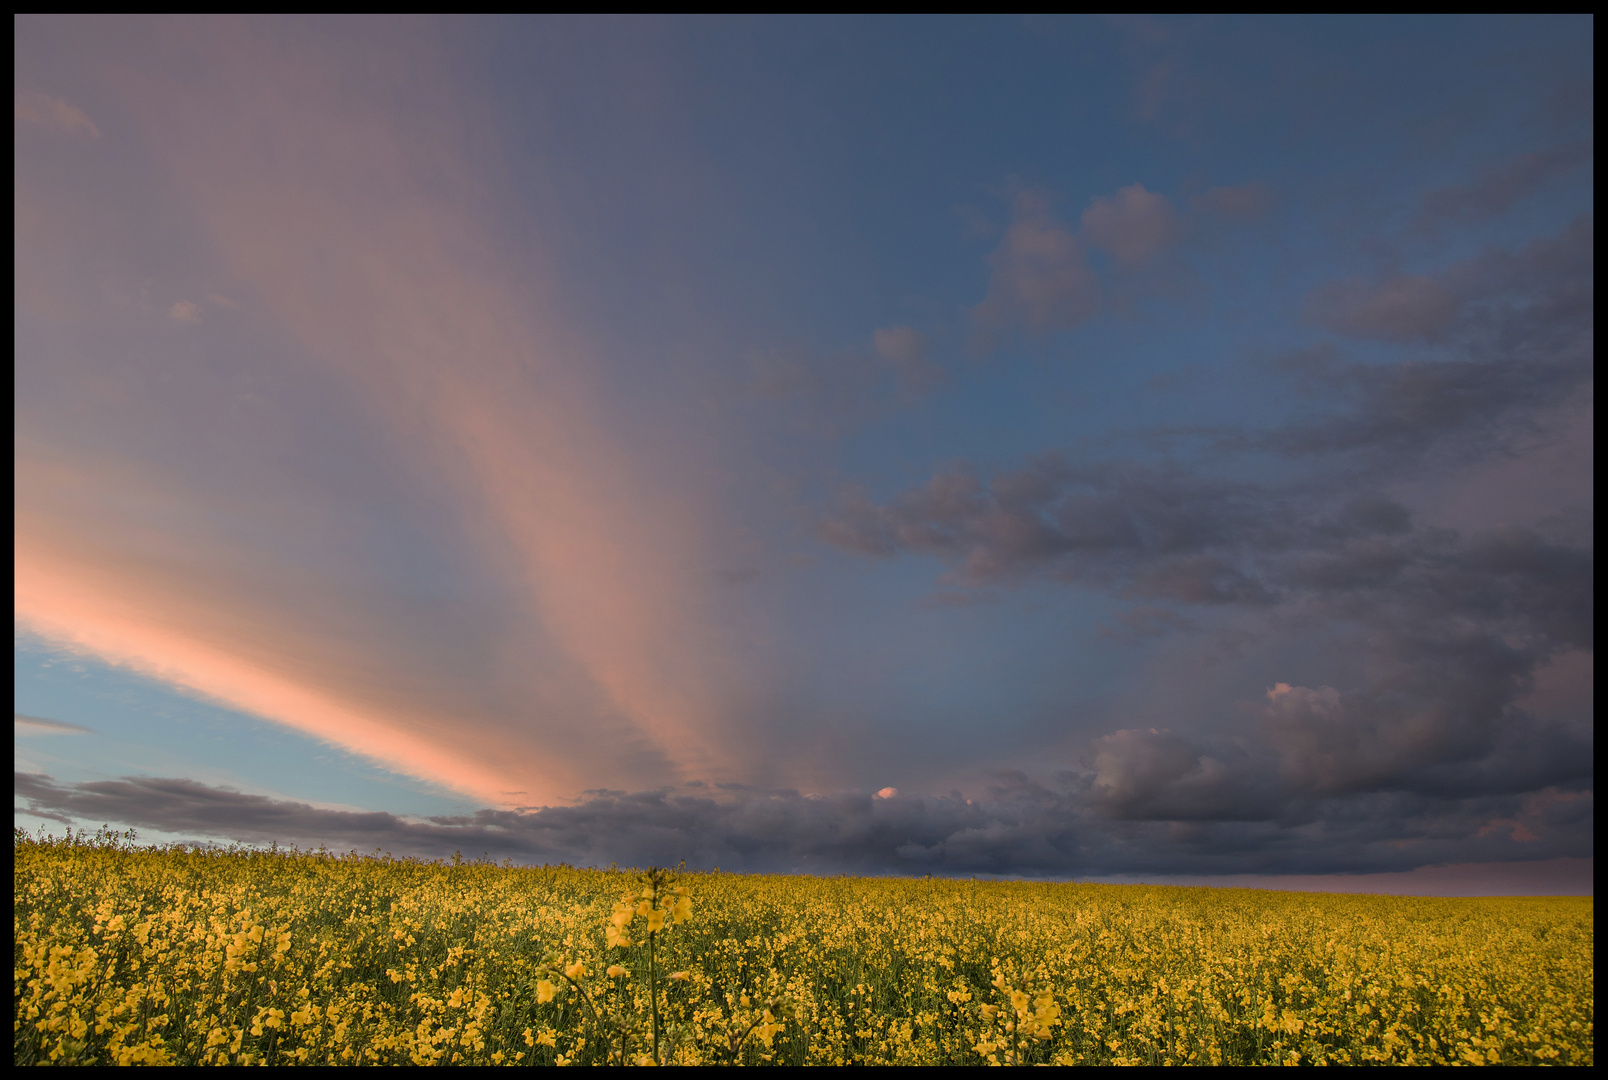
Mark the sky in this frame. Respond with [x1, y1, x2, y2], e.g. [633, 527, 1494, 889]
[14, 15, 1594, 895]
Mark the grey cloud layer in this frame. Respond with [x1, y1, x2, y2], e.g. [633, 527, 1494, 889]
[1413, 141, 1592, 235]
[16, 771, 1590, 879]
[820, 213, 1593, 844]
[1303, 213, 1592, 349]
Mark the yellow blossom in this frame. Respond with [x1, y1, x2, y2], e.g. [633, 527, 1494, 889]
[11, 834, 1593, 1067]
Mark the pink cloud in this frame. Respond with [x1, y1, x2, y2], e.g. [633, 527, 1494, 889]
[1079, 183, 1180, 265]
[168, 299, 202, 323]
[14, 89, 101, 137]
[970, 191, 1099, 347]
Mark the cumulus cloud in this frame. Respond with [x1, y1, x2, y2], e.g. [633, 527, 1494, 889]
[1079, 183, 1181, 265]
[15, 770, 1591, 880]
[1086, 728, 1267, 821]
[1413, 141, 1592, 235]
[168, 300, 203, 324]
[14, 89, 101, 137]
[970, 191, 1100, 348]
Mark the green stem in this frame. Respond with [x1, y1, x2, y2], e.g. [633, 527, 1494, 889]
[649, 928, 661, 1064]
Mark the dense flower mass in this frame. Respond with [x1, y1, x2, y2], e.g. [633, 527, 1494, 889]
[13, 829, 1594, 1066]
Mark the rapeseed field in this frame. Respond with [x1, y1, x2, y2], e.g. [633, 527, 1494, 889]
[14, 829, 1593, 1066]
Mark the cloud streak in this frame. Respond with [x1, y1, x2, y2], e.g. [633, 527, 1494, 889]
[14, 89, 101, 137]
[1413, 141, 1592, 235]
[16, 770, 1591, 883]
[15, 714, 94, 736]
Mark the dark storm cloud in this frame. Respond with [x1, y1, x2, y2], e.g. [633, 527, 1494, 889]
[820, 464, 1591, 808]
[16, 770, 1590, 879]
[1412, 141, 1592, 235]
[1303, 276, 1459, 342]
[817, 212, 1593, 844]
[1284, 215, 1592, 456]
[820, 457, 1283, 593]
[824, 216, 1591, 598]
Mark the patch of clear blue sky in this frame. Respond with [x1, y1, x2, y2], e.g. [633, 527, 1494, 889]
[14, 629, 479, 826]
[472, 14, 1591, 489]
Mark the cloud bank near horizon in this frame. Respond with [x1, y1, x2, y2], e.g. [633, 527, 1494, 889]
[15, 770, 1591, 891]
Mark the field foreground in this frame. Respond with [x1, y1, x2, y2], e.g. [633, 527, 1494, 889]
[14, 831, 1594, 1066]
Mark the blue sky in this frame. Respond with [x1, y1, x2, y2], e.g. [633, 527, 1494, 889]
[15, 16, 1593, 893]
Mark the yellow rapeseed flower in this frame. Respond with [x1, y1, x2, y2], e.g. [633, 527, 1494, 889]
[12, 833, 1594, 1067]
